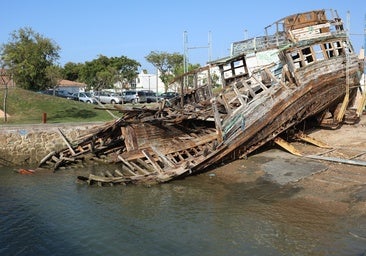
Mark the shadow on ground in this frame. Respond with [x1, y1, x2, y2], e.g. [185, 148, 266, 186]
[52, 107, 97, 119]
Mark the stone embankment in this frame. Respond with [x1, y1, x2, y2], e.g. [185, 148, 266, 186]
[0, 122, 103, 167]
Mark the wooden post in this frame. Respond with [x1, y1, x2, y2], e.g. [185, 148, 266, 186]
[42, 113, 47, 123]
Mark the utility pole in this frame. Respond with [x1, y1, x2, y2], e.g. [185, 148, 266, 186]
[183, 31, 212, 88]
[183, 31, 212, 73]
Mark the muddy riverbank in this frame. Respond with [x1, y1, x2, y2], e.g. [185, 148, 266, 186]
[208, 115, 366, 221]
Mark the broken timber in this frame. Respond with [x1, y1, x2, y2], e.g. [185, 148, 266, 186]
[38, 9, 364, 185]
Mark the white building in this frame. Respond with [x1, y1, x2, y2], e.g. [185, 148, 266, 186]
[113, 70, 166, 94]
[135, 71, 165, 93]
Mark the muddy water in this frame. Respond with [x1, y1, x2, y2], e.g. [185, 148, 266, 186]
[1, 165, 366, 256]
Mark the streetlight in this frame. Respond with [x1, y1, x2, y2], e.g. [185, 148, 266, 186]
[147, 74, 153, 92]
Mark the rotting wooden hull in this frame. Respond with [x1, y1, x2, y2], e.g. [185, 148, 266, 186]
[193, 69, 361, 173]
[38, 9, 365, 186]
[73, 59, 361, 186]
[38, 60, 362, 186]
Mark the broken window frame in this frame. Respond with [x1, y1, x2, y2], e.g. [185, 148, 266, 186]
[287, 40, 348, 70]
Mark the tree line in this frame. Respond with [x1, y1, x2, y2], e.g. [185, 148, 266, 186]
[0, 27, 196, 92]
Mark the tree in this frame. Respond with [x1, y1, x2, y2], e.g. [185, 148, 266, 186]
[145, 51, 184, 92]
[45, 65, 63, 94]
[79, 55, 140, 91]
[63, 62, 84, 81]
[0, 27, 60, 91]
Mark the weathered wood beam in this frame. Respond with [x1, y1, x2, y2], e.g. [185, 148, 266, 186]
[150, 146, 175, 168]
[121, 126, 138, 151]
[136, 158, 155, 173]
[38, 151, 56, 167]
[57, 128, 76, 155]
[129, 161, 150, 175]
[295, 132, 331, 148]
[142, 150, 163, 173]
[274, 137, 302, 156]
[232, 84, 248, 106]
[117, 155, 136, 172]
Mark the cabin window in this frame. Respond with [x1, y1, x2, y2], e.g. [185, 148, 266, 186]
[323, 42, 335, 58]
[323, 40, 347, 58]
[313, 44, 324, 61]
[222, 58, 248, 79]
[301, 47, 314, 64]
[333, 41, 344, 56]
[345, 41, 353, 54]
[290, 52, 302, 68]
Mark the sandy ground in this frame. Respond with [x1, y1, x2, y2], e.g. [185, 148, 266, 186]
[210, 114, 366, 216]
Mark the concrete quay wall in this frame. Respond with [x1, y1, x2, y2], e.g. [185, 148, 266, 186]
[0, 123, 103, 167]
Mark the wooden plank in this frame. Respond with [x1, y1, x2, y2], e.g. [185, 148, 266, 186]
[52, 155, 59, 162]
[121, 132, 218, 161]
[60, 156, 76, 162]
[117, 156, 137, 176]
[211, 97, 223, 143]
[150, 145, 175, 168]
[220, 94, 232, 114]
[165, 154, 179, 164]
[129, 161, 150, 175]
[88, 174, 126, 183]
[121, 164, 138, 176]
[142, 149, 163, 173]
[117, 155, 136, 171]
[183, 150, 193, 158]
[57, 128, 76, 155]
[39, 151, 56, 166]
[295, 132, 331, 148]
[232, 84, 248, 106]
[121, 125, 138, 151]
[242, 81, 256, 98]
[114, 169, 124, 177]
[136, 158, 155, 172]
[105, 170, 114, 177]
[274, 137, 302, 156]
[53, 158, 65, 171]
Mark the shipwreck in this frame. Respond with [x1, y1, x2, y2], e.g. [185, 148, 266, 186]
[38, 9, 365, 185]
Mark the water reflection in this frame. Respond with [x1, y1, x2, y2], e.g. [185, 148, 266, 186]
[0, 166, 365, 255]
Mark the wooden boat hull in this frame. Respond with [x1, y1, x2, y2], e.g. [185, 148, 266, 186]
[38, 9, 365, 186]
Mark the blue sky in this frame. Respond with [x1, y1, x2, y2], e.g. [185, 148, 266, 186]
[1, 0, 364, 73]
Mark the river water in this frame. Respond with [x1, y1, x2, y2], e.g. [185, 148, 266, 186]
[1, 165, 365, 256]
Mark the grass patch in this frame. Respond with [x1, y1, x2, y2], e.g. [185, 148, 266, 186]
[0, 87, 118, 124]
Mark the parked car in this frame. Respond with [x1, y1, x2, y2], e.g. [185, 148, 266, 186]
[56, 90, 74, 99]
[144, 91, 159, 103]
[69, 92, 96, 104]
[160, 92, 180, 99]
[93, 91, 122, 104]
[121, 90, 147, 103]
[40, 89, 73, 99]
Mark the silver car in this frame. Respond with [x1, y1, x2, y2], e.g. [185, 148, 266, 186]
[93, 91, 122, 104]
[70, 92, 97, 104]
